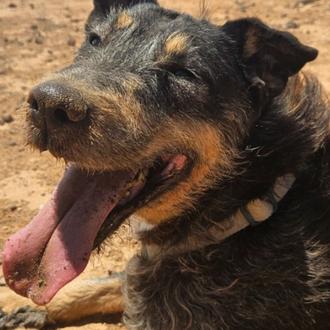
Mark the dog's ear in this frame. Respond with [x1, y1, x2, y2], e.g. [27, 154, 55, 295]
[93, 0, 158, 16]
[222, 18, 318, 100]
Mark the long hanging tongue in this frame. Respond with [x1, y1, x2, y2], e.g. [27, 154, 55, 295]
[2, 166, 135, 305]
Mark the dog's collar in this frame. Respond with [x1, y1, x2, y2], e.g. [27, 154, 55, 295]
[142, 174, 296, 259]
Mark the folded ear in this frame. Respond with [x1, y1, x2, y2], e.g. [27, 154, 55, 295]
[222, 18, 318, 100]
[93, 0, 158, 16]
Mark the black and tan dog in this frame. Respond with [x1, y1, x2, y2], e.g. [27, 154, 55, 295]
[2, 0, 330, 329]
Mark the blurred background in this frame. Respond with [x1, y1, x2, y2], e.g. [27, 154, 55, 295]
[0, 0, 329, 329]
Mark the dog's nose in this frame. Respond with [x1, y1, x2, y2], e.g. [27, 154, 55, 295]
[28, 81, 88, 129]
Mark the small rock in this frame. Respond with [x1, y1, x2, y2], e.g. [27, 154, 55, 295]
[35, 33, 44, 45]
[67, 35, 76, 47]
[8, 3, 17, 8]
[0, 68, 8, 75]
[29, 3, 35, 9]
[31, 24, 38, 30]
[35, 36, 44, 45]
[286, 20, 299, 29]
[7, 141, 17, 147]
[10, 205, 18, 212]
[1, 114, 14, 124]
[297, 0, 317, 4]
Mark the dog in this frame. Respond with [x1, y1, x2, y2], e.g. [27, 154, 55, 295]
[2, 0, 330, 329]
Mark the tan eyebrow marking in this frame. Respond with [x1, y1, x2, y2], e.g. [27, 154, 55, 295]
[115, 11, 134, 30]
[243, 27, 259, 58]
[164, 33, 190, 56]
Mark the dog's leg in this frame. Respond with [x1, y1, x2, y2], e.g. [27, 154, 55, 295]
[46, 273, 124, 323]
[0, 273, 124, 327]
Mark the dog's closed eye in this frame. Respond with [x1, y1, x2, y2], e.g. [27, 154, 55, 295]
[161, 63, 197, 80]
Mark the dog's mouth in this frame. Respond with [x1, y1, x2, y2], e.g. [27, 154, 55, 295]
[2, 153, 189, 305]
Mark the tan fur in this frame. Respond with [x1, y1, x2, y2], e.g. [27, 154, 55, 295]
[164, 33, 190, 56]
[286, 73, 330, 141]
[284, 73, 309, 115]
[136, 121, 233, 224]
[243, 27, 259, 58]
[46, 277, 124, 322]
[96, 92, 145, 137]
[115, 11, 134, 29]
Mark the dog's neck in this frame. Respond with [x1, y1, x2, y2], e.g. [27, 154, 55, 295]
[138, 174, 295, 258]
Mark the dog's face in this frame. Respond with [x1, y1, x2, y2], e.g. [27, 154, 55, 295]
[26, 0, 317, 226]
[3, 0, 317, 305]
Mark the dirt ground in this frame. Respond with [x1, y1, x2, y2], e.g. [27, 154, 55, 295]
[0, 0, 329, 329]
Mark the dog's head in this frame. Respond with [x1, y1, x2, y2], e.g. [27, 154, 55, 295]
[3, 0, 317, 305]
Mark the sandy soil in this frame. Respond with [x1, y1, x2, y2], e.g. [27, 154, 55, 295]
[0, 0, 329, 329]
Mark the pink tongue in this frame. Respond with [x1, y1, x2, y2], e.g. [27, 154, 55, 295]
[2, 166, 134, 305]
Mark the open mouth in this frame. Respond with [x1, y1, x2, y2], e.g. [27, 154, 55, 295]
[94, 154, 190, 247]
[2, 153, 189, 305]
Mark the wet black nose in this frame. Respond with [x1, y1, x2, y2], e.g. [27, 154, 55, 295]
[28, 81, 88, 129]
